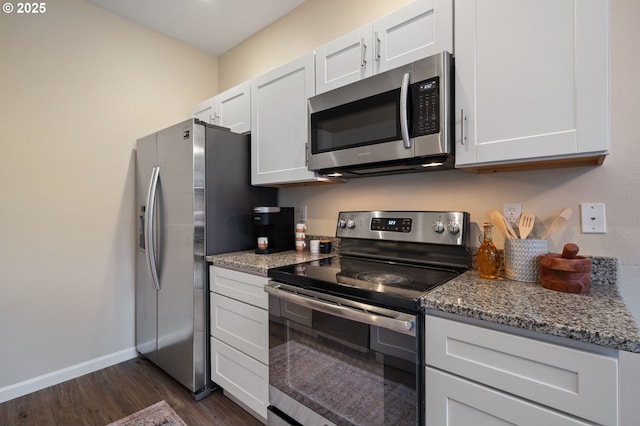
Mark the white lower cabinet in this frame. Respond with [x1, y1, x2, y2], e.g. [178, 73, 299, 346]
[210, 266, 270, 422]
[211, 337, 269, 421]
[425, 315, 619, 426]
[426, 367, 591, 426]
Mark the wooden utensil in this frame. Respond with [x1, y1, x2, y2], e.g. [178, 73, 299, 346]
[489, 209, 517, 239]
[541, 207, 572, 239]
[518, 212, 535, 239]
[539, 243, 591, 293]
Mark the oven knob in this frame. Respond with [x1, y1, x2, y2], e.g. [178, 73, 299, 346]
[433, 221, 445, 233]
[346, 220, 356, 229]
[338, 219, 347, 228]
[448, 222, 460, 234]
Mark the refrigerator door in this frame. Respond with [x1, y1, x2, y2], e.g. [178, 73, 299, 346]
[135, 132, 159, 364]
[155, 120, 206, 394]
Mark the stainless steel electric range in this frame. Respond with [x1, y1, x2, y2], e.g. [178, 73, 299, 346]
[265, 211, 470, 426]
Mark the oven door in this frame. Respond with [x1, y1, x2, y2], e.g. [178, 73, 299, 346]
[265, 282, 423, 426]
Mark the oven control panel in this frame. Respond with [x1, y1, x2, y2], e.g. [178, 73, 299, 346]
[336, 211, 468, 246]
[370, 217, 412, 233]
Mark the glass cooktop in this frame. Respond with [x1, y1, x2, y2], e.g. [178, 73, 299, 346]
[268, 256, 463, 313]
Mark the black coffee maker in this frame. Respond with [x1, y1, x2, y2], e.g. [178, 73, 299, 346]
[253, 207, 295, 254]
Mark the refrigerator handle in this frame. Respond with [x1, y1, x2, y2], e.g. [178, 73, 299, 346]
[144, 166, 161, 290]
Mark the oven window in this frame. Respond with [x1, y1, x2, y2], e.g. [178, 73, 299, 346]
[269, 296, 418, 426]
[311, 89, 401, 154]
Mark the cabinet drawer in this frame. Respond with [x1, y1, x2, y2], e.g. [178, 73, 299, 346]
[211, 337, 268, 422]
[210, 293, 268, 364]
[210, 266, 269, 309]
[425, 316, 618, 425]
[426, 367, 591, 426]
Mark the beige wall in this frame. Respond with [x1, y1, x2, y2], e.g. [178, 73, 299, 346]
[220, 0, 640, 325]
[0, 0, 217, 392]
[219, 0, 412, 90]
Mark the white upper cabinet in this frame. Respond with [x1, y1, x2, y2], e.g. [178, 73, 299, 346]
[454, 0, 610, 169]
[315, 0, 453, 94]
[192, 97, 215, 125]
[251, 52, 317, 186]
[215, 81, 251, 134]
[315, 24, 373, 94]
[372, 0, 453, 74]
[192, 81, 251, 134]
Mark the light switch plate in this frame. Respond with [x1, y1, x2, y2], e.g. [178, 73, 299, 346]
[580, 203, 606, 233]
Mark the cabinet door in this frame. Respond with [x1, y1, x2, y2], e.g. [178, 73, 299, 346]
[211, 337, 268, 422]
[210, 266, 269, 310]
[251, 53, 317, 185]
[455, 0, 609, 167]
[372, 0, 453, 74]
[192, 97, 216, 125]
[315, 25, 373, 94]
[426, 367, 592, 426]
[425, 316, 618, 426]
[215, 81, 251, 134]
[210, 293, 268, 364]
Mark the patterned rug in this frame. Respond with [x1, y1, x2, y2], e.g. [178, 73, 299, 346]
[106, 400, 187, 426]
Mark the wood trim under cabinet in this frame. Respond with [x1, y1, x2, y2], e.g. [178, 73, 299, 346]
[459, 154, 606, 174]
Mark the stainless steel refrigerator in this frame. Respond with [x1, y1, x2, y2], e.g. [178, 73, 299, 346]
[135, 119, 276, 400]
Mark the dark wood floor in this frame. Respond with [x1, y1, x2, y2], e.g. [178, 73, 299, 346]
[0, 357, 262, 426]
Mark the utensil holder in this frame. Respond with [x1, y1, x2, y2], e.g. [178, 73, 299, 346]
[504, 239, 548, 282]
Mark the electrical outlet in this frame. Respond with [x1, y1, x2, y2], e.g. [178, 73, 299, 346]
[503, 203, 522, 225]
[581, 203, 606, 233]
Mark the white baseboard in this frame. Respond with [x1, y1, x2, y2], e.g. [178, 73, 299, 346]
[0, 347, 138, 404]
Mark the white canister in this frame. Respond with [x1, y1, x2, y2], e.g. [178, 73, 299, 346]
[504, 239, 548, 282]
[309, 239, 320, 254]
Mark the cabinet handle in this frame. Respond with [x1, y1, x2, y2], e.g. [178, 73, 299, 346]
[360, 37, 367, 69]
[460, 109, 467, 145]
[374, 31, 381, 62]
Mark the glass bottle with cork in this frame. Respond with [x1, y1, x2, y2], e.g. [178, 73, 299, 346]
[477, 221, 501, 279]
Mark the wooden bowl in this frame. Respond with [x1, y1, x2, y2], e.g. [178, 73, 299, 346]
[538, 243, 591, 294]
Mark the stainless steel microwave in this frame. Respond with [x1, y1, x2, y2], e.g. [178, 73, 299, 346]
[308, 51, 453, 178]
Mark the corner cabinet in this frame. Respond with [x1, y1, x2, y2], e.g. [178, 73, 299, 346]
[315, 0, 453, 94]
[425, 315, 619, 426]
[454, 0, 610, 171]
[209, 266, 269, 422]
[251, 52, 317, 186]
[192, 81, 251, 134]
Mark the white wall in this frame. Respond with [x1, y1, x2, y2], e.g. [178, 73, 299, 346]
[0, 0, 217, 399]
[220, 0, 640, 325]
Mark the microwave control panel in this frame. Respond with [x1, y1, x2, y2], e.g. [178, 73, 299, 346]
[411, 77, 440, 136]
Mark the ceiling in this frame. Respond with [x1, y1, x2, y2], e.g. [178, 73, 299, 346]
[87, 0, 307, 55]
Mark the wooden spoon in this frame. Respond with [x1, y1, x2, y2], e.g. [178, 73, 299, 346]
[489, 209, 517, 239]
[518, 212, 535, 239]
[541, 207, 572, 239]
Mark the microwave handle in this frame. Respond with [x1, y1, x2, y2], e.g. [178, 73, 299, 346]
[400, 72, 411, 148]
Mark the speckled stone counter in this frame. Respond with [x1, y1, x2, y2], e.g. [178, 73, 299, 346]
[422, 272, 640, 353]
[206, 249, 336, 276]
[208, 248, 640, 353]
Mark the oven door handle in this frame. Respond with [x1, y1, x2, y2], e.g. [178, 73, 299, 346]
[265, 283, 416, 336]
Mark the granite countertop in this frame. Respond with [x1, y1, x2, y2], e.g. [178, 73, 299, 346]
[206, 249, 336, 276]
[422, 271, 640, 353]
[207, 250, 640, 353]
